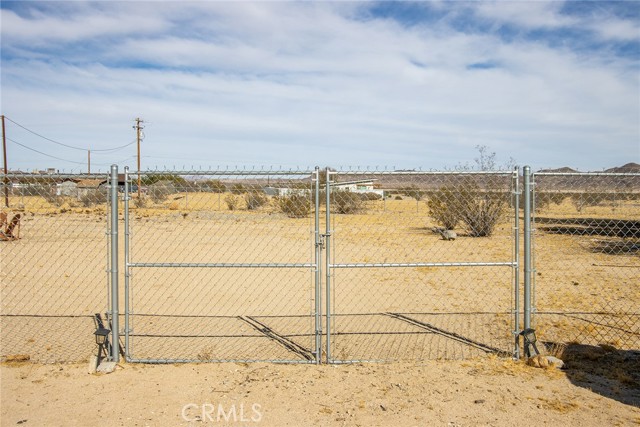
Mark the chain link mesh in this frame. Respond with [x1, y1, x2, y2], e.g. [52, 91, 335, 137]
[125, 171, 317, 362]
[3, 168, 637, 364]
[327, 171, 518, 361]
[532, 172, 640, 349]
[1, 173, 109, 363]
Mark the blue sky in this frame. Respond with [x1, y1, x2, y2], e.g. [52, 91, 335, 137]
[1, 1, 638, 172]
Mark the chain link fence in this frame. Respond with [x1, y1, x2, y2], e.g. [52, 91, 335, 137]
[124, 169, 318, 363]
[326, 170, 519, 362]
[531, 172, 640, 350]
[1, 168, 638, 364]
[1, 173, 110, 363]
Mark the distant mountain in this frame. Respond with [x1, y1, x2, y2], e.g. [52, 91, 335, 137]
[604, 163, 640, 173]
[537, 163, 640, 173]
[537, 167, 580, 173]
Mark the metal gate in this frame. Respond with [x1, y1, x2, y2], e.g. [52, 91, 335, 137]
[324, 169, 520, 362]
[123, 168, 321, 363]
[121, 167, 520, 363]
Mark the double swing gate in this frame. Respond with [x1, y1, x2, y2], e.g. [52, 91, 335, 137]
[118, 167, 520, 364]
[4, 166, 637, 364]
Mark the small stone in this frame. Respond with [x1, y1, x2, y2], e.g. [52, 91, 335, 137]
[96, 361, 117, 374]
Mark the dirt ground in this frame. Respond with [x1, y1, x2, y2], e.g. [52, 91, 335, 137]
[1, 353, 639, 427]
[1, 191, 639, 426]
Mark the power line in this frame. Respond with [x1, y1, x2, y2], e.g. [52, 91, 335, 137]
[7, 136, 88, 165]
[3, 116, 136, 152]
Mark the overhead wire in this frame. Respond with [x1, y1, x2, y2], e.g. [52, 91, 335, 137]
[3, 116, 137, 152]
[7, 137, 87, 165]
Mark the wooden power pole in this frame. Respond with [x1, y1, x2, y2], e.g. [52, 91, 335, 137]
[134, 118, 144, 197]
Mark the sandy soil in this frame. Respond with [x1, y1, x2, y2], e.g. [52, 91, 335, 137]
[1, 353, 639, 427]
[1, 190, 639, 426]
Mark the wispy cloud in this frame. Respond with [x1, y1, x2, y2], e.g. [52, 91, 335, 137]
[1, 1, 638, 172]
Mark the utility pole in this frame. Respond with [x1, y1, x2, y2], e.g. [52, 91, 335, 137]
[88, 150, 91, 175]
[134, 118, 144, 198]
[2, 115, 8, 207]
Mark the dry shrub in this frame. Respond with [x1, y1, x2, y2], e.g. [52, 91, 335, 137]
[224, 194, 240, 211]
[277, 194, 311, 218]
[428, 183, 506, 236]
[331, 191, 363, 214]
[245, 191, 268, 210]
[427, 187, 461, 230]
[168, 201, 180, 210]
[80, 189, 108, 207]
[134, 195, 149, 208]
[360, 192, 382, 201]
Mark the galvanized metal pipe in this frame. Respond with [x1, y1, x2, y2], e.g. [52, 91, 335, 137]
[109, 165, 119, 362]
[325, 168, 332, 363]
[330, 262, 516, 268]
[124, 166, 130, 360]
[523, 166, 532, 331]
[313, 167, 322, 364]
[513, 167, 520, 359]
[129, 262, 315, 268]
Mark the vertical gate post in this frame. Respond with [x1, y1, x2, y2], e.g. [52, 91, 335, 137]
[313, 167, 322, 363]
[109, 164, 120, 362]
[124, 166, 130, 360]
[325, 167, 332, 363]
[513, 167, 521, 359]
[523, 166, 532, 331]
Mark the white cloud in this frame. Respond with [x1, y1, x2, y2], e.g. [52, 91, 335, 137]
[1, 1, 638, 172]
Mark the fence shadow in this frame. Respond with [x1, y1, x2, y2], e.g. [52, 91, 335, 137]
[552, 343, 640, 407]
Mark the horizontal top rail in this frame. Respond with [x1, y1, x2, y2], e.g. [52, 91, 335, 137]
[2, 173, 109, 179]
[333, 170, 517, 176]
[129, 262, 315, 268]
[130, 170, 314, 176]
[330, 262, 516, 268]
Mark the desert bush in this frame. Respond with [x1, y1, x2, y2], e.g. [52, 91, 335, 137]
[459, 191, 506, 237]
[277, 194, 311, 218]
[134, 195, 149, 208]
[203, 180, 226, 193]
[570, 192, 615, 212]
[225, 194, 240, 211]
[360, 192, 383, 201]
[332, 191, 363, 214]
[428, 183, 507, 237]
[427, 187, 462, 230]
[148, 181, 176, 203]
[43, 191, 65, 207]
[230, 183, 248, 194]
[80, 189, 107, 207]
[400, 185, 424, 201]
[394, 195, 403, 200]
[245, 191, 268, 210]
[534, 192, 568, 212]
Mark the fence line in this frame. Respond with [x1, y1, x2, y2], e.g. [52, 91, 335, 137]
[1, 166, 638, 363]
